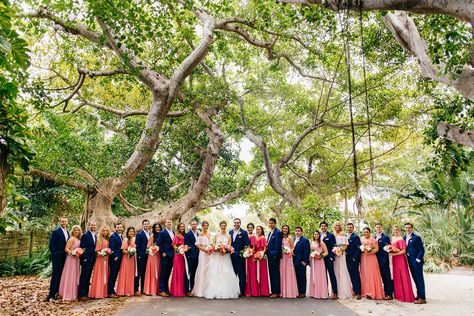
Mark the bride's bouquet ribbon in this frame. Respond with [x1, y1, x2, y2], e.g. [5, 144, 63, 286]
[184, 253, 191, 291]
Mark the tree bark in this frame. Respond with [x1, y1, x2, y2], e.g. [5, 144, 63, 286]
[437, 122, 474, 148]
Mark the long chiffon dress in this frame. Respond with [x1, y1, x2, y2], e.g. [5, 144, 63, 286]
[170, 235, 186, 297]
[245, 234, 258, 297]
[144, 236, 160, 295]
[89, 240, 109, 299]
[249, 236, 269, 296]
[333, 234, 353, 299]
[391, 238, 416, 302]
[309, 241, 329, 299]
[360, 237, 384, 299]
[192, 234, 212, 297]
[279, 237, 298, 298]
[59, 239, 81, 301]
[116, 239, 137, 296]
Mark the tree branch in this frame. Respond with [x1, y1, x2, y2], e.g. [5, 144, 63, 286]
[29, 168, 91, 192]
[437, 122, 474, 148]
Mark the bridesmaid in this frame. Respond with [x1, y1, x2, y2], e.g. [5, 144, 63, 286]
[59, 225, 82, 301]
[279, 224, 298, 298]
[309, 230, 329, 299]
[251, 226, 269, 296]
[89, 226, 111, 299]
[117, 227, 138, 296]
[245, 223, 257, 297]
[170, 223, 186, 297]
[193, 221, 212, 297]
[333, 221, 353, 299]
[144, 223, 162, 296]
[360, 227, 384, 300]
[391, 225, 416, 302]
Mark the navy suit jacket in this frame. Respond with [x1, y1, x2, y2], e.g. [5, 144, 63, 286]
[293, 236, 310, 266]
[109, 232, 123, 262]
[375, 233, 390, 263]
[346, 232, 361, 262]
[229, 229, 250, 254]
[184, 230, 199, 259]
[80, 231, 96, 263]
[322, 231, 336, 260]
[404, 233, 425, 263]
[136, 230, 149, 258]
[157, 229, 175, 258]
[49, 227, 69, 258]
[267, 228, 283, 259]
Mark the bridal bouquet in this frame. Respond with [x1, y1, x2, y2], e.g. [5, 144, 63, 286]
[240, 246, 253, 258]
[71, 248, 84, 257]
[310, 250, 323, 260]
[253, 250, 267, 261]
[332, 246, 343, 256]
[282, 245, 293, 257]
[99, 248, 112, 257]
[214, 243, 234, 255]
[204, 245, 214, 255]
[383, 245, 398, 253]
[128, 246, 137, 258]
[175, 245, 189, 255]
[359, 245, 372, 253]
[147, 245, 159, 256]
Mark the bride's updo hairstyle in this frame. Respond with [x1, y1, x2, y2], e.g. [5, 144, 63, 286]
[219, 220, 227, 228]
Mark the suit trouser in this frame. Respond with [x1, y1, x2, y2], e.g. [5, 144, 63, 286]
[377, 259, 393, 296]
[408, 258, 425, 300]
[78, 259, 95, 298]
[346, 258, 361, 295]
[294, 263, 307, 295]
[268, 257, 281, 294]
[137, 254, 148, 293]
[48, 254, 66, 298]
[324, 257, 338, 294]
[184, 256, 198, 292]
[159, 255, 173, 293]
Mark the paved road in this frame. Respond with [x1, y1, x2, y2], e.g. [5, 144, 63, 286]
[115, 296, 358, 316]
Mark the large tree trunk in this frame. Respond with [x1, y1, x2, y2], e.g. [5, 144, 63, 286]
[80, 179, 117, 229]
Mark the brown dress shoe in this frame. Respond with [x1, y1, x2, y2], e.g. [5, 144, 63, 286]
[297, 294, 305, 298]
[186, 292, 193, 297]
[331, 294, 338, 300]
[355, 294, 362, 300]
[383, 295, 393, 300]
[414, 299, 427, 304]
[270, 294, 279, 298]
[79, 297, 90, 301]
[108, 294, 118, 298]
[159, 292, 170, 297]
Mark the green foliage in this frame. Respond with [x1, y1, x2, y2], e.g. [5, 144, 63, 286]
[0, 247, 50, 277]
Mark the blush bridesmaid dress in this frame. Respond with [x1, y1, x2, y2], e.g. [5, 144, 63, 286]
[309, 241, 329, 299]
[279, 237, 298, 298]
[59, 238, 81, 301]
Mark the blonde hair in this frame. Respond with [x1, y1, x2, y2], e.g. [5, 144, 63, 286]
[70, 225, 83, 239]
[333, 221, 342, 233]
[97, 226, 111, 244]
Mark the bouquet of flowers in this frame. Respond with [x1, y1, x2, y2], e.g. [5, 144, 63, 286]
[240, 246, 254, 258]
[214, 243, 234, 255]
[359, 244, 372, 253]
[175, 245, 189, 255]
[282, 245, 293, 257]
[147, 245, 159, 256]
[383, 244, 398, 253]
[99, 248, 112, 257]
[310, 250, 324, 260]
[253, 250, 267, 261]
[128, 246, 137, 258]
[204, 244, 214, 255]
[332, 246, 343, 256]
[71, 248, 84, 257]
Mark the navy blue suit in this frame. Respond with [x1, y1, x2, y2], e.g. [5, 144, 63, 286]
[157, 229, 175, 293]
[293, 236, 310, 295]
[184, 230, 199, 292]
[322, 231, 338, 295]
[346, 232, 361, 295]
[78, 231, 96, 298]
[375, 233, 393, 297]
[267, 228, 283, 295]
[230, 229, 250, 294]
[108, 232, 123, 295]
[405, 233, 425, 300]
[135, 230, 149, 293]
[48, 227, 69, 299]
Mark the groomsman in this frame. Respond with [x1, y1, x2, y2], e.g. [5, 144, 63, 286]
[157, 219, 174, 297]
[184, 219, 200, 296]
[136, 219, 150, 294]
[320, 221, 338, 299]
[108, 222, 124, 298]
[345, 223, 362, 300]
[293, 227, 310, 298]
[404, 223, 426, 304]
[47, 216, 69, 301]
[374, 223, 393, 300]
[267, 217, 283, 298]
[230, 218, 250, 296]
[78, 220, 97, 300]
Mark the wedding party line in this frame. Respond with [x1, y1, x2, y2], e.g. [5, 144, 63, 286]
[46, 216, 427, 305]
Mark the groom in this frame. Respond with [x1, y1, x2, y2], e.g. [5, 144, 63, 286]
[230, 218, 250, 296]
[184, 219, 200, 296]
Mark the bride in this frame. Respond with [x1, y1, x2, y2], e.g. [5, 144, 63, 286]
[202, 221, 240, 299]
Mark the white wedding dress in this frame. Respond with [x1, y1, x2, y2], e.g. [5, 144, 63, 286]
[202, 231, 240, 299]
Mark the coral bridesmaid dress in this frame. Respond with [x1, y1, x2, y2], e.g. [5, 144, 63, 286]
[170, 235, 186, 297]
[392, 238, 416, 302]
[89, 240, 109, 299]
[117, 239, 137, 296]
[59, 239, 81, 301]
[360, 237, 384, 299]
[144, 237, 160, 295]
[279, 238, 298, 298]
[309, 241, 329, 299]
[245, 234, 258, 297]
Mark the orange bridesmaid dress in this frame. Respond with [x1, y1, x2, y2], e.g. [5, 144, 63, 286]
[360, 237, 384, 300]
[116, 239, 137, 296]
[89, 240, 109, 299]
[144, 237, 160, 295]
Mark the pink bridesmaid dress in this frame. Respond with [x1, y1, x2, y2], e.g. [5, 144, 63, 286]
[245, 234, 258, 297]
[59, 239, 81, 300]
[309, 241, 329, 299]
[116, 239, 137, 296]
[89, 240, 109, 299]
[170, 235, 185, 297]
[144, 237, 160, 295]
[249, 236, 269, 296]
[360, 237, 384, 299]
[280, 238, 298, 298]
[392, 238, 416, 302]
